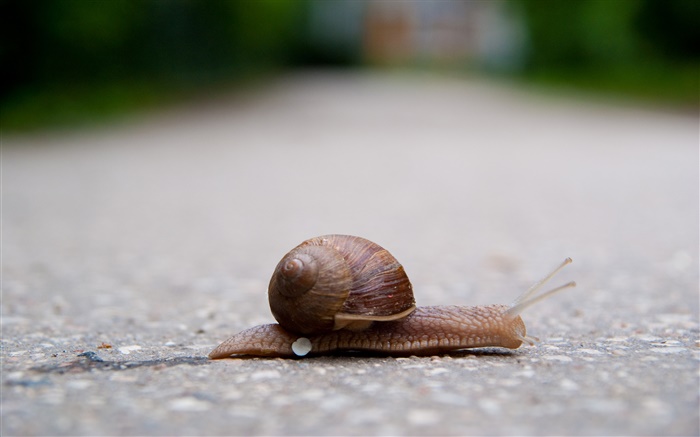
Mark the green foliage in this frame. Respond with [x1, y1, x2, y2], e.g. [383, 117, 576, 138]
[1, 0, 308, 131]
[516, 0, 699, 106]
[2, 0, 697, 132]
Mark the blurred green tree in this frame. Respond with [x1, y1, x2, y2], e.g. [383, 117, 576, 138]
[1, 0, 308, 130]
[516, 0, 699, 104]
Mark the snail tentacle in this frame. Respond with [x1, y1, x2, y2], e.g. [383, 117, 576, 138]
[505, 258, 575, 318]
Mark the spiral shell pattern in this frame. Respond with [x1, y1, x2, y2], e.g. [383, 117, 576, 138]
[268, 235, 416, 335]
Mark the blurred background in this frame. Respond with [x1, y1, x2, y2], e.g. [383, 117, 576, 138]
[2, 0, 698, 131]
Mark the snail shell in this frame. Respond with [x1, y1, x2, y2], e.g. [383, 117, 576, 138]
[268, 235, 416, 335]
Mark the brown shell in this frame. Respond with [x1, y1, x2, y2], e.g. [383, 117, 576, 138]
[268, 235, 416, 335]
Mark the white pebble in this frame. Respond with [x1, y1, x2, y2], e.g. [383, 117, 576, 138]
[251, 370, 281, 380]
[478, 399, 502, 415]
[299, 389, 324, 401]
[499, 378, 521, 387]
[605, 336, 629, 343]
[651, 340, 681, 346]
[118, 345, 141, 355]
[168, 397, 210, 412]
[642, 397, 672, 418]
[426, 367, 448, 376]
[650, 347, 687, 354]
[66, 380, 92, 390]
[222, 390, 243, 401]
[407, 409, 441, 426]
[400, 364, 427, 369]
[291, 337, 312, 356]
[432, 391, 469, 406]
[578, 348, 604, 355]
[515, 369, 535, 378]
[559, 378, 579, 391]
[543, 355, 573, 362]
[7, 371, 24, 380]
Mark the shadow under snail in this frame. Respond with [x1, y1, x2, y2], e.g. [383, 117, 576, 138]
[209, 234, 575, 359]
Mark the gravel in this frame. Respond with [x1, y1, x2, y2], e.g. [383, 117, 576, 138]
[3, 71, 698, 436]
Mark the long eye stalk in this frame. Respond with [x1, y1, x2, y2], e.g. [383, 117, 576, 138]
[505, 258, 575, 318]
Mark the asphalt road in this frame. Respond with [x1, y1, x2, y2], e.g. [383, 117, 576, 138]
[3, 71, 698, 436]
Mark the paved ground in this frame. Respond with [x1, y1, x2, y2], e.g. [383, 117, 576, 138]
[2, 71, 698, 436]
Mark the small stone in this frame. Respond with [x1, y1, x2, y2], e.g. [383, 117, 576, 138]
[6, 371, 24, 381]
[168, 397, 210, 412]
[515, 369, 535, 378]
[651, 340, 681, 346]
[407, 409, 441, 426]
[222, 390, 243, 401]
[432, 391, 469, 407]
[360, 382, 382, 394]
[299, 389, 324, 401]
[118, 345, 142, 355]
[642, 397, 672, 418]
[605, 336, 629, 343]
[426, 367, 448, 376]
[291, 337, 312, 356]
[251, 370, 281, 380]
[78, 351, 104, 362]
[578, 348, 604, 355]
[543, 355, 573, 362]
[640, 355, 659, 362]
[650, 347, 686, 354]
[66, 380, 92, 390]
[560, 378, 580, 391]
[478, 399, 502, 415]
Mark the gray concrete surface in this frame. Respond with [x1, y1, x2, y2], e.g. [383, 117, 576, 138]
[2, 71, 698, 436]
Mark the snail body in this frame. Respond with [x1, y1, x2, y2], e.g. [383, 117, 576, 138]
[209, 235, 575, 359]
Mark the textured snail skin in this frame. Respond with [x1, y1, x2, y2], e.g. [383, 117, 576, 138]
[208, 305, 527, 359]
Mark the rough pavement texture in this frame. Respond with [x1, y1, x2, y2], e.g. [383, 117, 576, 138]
[3, 72, 698, 436]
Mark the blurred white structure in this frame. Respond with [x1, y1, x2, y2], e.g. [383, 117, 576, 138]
[309, 0, 525, 70]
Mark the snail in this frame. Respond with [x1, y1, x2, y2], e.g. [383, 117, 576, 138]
[209, 234, 575, 359]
